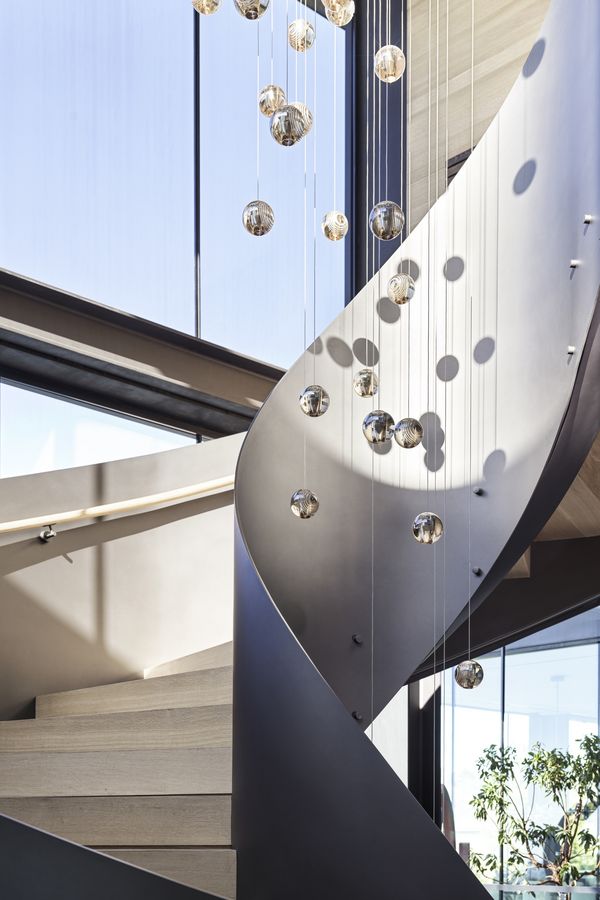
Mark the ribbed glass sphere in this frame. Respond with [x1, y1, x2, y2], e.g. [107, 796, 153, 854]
[259, 84, 286, 117]
[322, 211, 348, 241]
[270, 104, 305, 146]
[454, 660, 484, 689]
[394, 417, 423, 448]
[388, 272, 415, 305]
[353, 368, 378, 397]
[412, 512, 444, 544]
[192, 0, 220, 13]
[325, 0, 355, 27]
[291, 101, 313, 136]
[234, 0, 269, 19]
[291, 488, 319, 519]
[362, 410, 394, 444]
[375, 44, 406, 83]
[288, 19, 315, 52]
[299, 385, 330, 417]
[369, 201, 404, 241]
[242, 200, 274, 236]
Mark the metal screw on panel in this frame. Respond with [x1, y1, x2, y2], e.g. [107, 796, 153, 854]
[584, 214, 593, 224]
[39, 525, 57, 543]
[473, 487, 484, 496]
[352, 633, 364, 646]
[352, 711, 363, 722]
[472, 567, 483, 577]
[567, 346, 576, 355]
[569, 259, 580, 269]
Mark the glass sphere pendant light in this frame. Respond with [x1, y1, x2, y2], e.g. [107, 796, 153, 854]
[388, 272, 415, 305]
[234, 0, 270, 19]
[369, 201, 405, 240]
[353, 369, 378, 397]
[288, 19, 315, 52]
[454, 660, 484, 689]
[325, 0, 355, 27]
[394, 418, 423, 448]
[322, 211, 349, 241]
[375, 44, 406, 83]
[270, 104, 306, 146]
[259, 84, 286, 117]
[291, 489, 319, 518]
[192, 0, 220, 13]
[299, 385, 330, 417]
[242, 200, 274, 236]
[362, 410, 395, 443]
[412, 512, 443, 544]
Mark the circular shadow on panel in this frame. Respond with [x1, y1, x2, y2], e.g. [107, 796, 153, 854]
[353, 337, 380, 366]
[522, 38, 545, 78]
[513, 159, 537, 195]
[421, 411, 445, 473]
[376, 297, 401, 324]
[326, 336, 353, 367]
[399, 259, 420, 282]
[443, 256, 465, 282]
[436, 355, 460, 382]
[474, 337, 495, 364]
[369, 440, 393, 456]
[424, 450, 445, 472]
[308, 336, 323, 355]
[483, 449, 506, 480]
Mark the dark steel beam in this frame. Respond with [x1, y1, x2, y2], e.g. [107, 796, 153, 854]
[0, 269, 284, 437]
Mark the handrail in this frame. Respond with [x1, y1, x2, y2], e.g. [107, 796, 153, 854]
[0, 475, 235, 536]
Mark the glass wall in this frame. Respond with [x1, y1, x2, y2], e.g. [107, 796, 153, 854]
[0, 0, 195, 333]
[442, 607, 600, 889]
[199, 2, 348, 367]
[0, 383, 194, 478]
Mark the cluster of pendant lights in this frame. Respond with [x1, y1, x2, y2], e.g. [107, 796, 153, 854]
[194, 0, 482, 689]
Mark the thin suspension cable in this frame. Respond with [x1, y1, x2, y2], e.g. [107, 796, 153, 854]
[333, 22, 337, 209]
[312, 0, 317, 385]
[270, 0, 274, 84]
[256, 23, 260, 198]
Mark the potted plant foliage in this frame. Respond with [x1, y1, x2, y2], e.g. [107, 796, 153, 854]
[469, 735, 600, 890]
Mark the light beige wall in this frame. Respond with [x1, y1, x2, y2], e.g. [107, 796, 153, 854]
[0, 435, 243, 719]
[408, 0, 549, 229]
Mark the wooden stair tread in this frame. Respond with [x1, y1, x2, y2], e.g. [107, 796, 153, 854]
[0, 705, 232, 753]
[0, 747, 232, 797]
[0, 795, 231, 846]
[145, 642, 233, 679]
[103, 848, 236, 898]
[36, 666, 232, 719]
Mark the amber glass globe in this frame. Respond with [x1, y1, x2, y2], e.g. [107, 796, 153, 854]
[291, 488, 319, 518]
[369, 201, 404, 241]
[394, 417, 423, 448]
[242, 200, 274, 236]
[192, 0, 220, 13]
[259, 84, 286, 117]
[388, 272, 415, 305]
[270, 105, 305, 146]
[291, 101, 313, 136]
[322, 211, 348, 241]
[288, 19, 315, 52]
[375, 44, 406, 83]
[234, 0, 269, 19]
[325, 0, 355, 27]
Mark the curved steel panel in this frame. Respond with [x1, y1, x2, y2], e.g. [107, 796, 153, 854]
[234, 1, 600, 897]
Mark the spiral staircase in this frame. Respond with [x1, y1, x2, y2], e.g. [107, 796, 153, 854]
[1, 1, 600, 898]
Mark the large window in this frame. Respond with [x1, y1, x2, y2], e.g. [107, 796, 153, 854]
[199, 2, 348, 367]
[0, 0, 195, 333]
[442, 607, 600, 888]
[0, 384, 194, 478]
